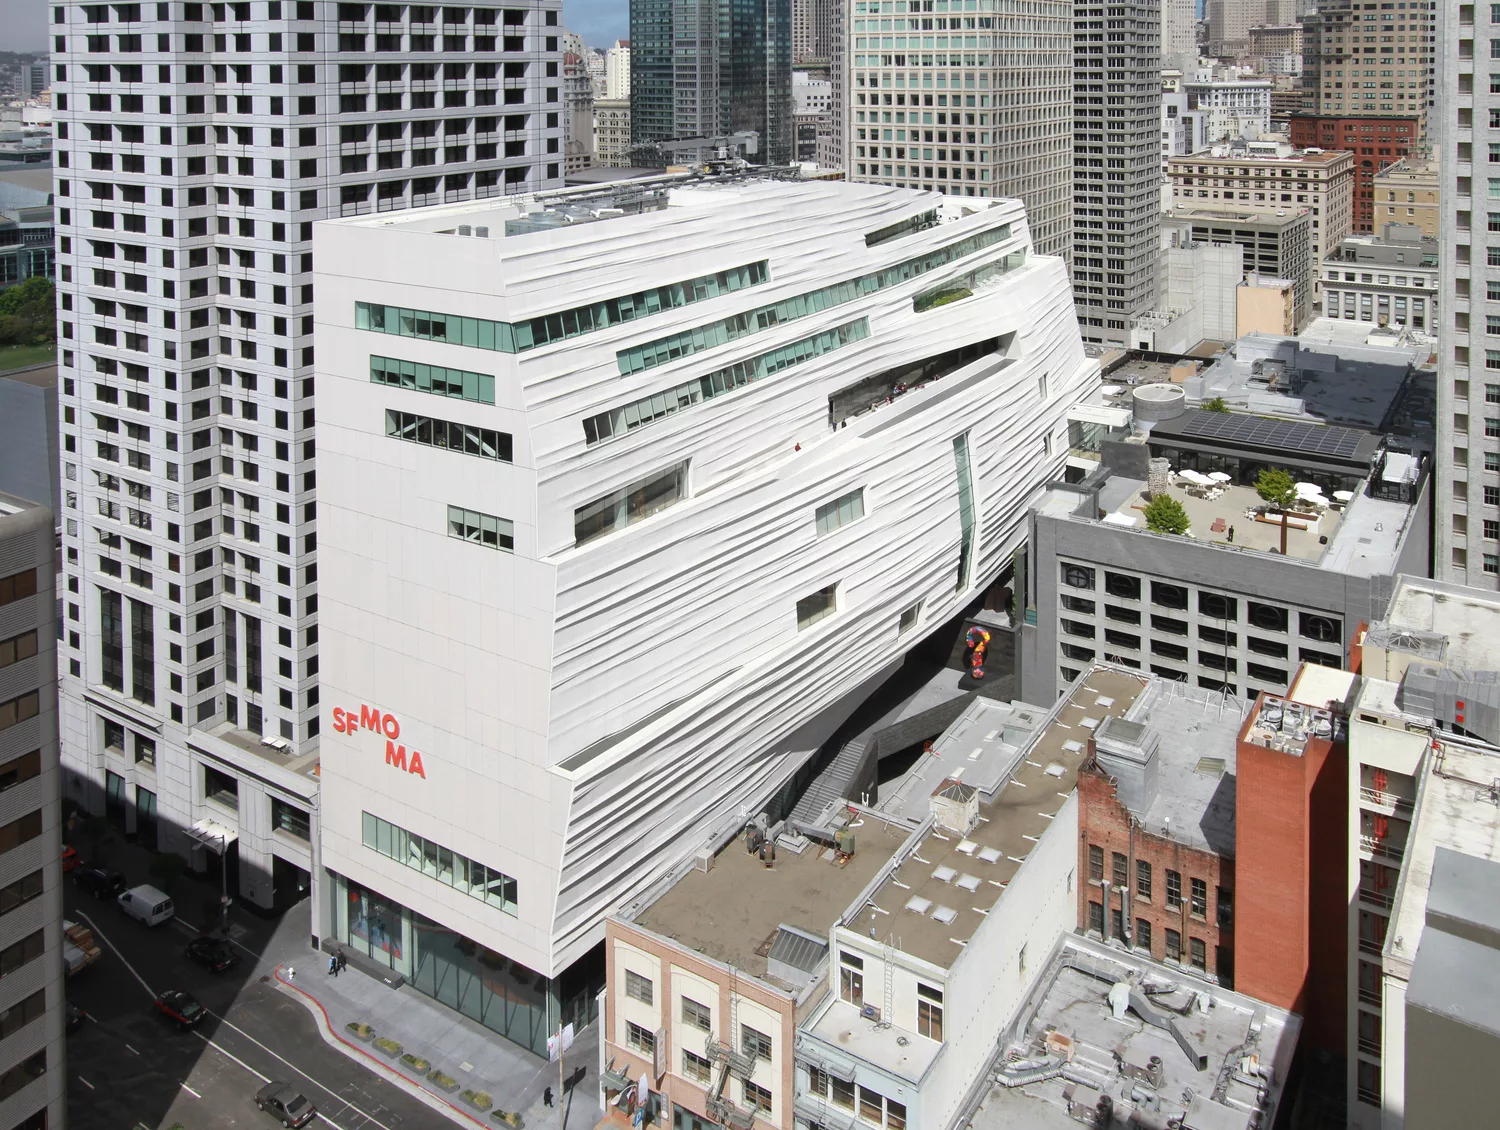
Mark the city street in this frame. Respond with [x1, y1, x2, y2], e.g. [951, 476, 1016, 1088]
[63, 863, 455, 1130]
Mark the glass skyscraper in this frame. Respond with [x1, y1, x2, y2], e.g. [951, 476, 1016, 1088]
[630, 0, 792, 164]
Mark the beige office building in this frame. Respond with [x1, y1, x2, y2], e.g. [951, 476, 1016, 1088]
[1373, 157, 1439, 238]
[1168, 145, 1355, 302]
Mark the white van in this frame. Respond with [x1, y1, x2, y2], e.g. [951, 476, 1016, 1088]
[117, 885, 175, 927]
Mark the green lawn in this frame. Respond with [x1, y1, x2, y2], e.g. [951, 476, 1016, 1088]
[0, 343, 56, 373]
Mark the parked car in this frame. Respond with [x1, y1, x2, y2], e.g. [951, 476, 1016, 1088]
[185, 935, 239, 973]
[61, 846, 79, 873]
[74, 865, 126, 899]
[117, 884, 174, 927]
[255, 1082, 317, 1128]
[65, 1002, 87, 1034]
[153, 989, 205, 1030]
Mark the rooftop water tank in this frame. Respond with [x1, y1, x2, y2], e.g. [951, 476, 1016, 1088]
[1132, 383, 1187, 423]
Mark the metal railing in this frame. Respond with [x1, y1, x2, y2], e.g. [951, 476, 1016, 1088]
[1359, 786, 1414, 811]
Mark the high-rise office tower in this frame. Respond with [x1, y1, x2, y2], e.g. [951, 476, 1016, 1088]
[793, 0, 836, 64]
[1437, 1, 1492, 587]
[0, 496, 63, 1130]
[51, 0, 562, 911]
[1300, 0, 1435, 140]
[1162, 0, 1198, 72]
[1072, 0, 1161, 345]
[605, 38, 630, 100]
[842, 0, 1073, 260]
[629, 0, 793, 164]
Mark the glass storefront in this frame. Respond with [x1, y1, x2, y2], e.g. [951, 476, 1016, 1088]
[329, 871, 599, 1058]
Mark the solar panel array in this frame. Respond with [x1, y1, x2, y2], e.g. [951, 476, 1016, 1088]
[1178, 410, 1365, 459]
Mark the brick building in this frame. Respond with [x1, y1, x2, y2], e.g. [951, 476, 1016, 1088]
[1289, 114, 1419, 232]
[1075, 664, 1352, 1053]
[1234, 666, 1352, 1053]
[1075, 683, 1241, 986]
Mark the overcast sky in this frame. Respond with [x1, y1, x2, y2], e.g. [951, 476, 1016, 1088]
[0, 0, 626, 53]
[0, 0, 48, 53]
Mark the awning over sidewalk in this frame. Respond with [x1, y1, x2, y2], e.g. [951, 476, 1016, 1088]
[184, 817, 238, 853]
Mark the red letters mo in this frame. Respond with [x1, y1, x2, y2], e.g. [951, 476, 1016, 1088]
[331, 704, 426, 779]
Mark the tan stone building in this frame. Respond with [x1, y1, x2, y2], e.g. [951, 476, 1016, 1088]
[1168, 144, 1355, 302]
[594, 98, 632, 167]
[1301, 0, 1434, 143]
[1372, 156, 1439, 238]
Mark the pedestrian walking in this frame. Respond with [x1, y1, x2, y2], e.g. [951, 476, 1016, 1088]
[543, 1087, 553, 1108]
[336, 948, 347, 974]
[328, 954, 338, 976]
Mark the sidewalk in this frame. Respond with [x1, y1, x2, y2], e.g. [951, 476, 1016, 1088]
[272, 953, 600, 1130]
[68, 821, 601, 1129]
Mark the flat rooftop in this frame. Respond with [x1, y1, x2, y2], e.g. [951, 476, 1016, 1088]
[1407, 850, 1500, 1037]
[1186, 333, 1426, 432]
[1165, 204, 1311, 230]
[324, 174, 984, 239]
[969, 937, 1300, 1130]
[872, 697, 1050, 826]
[1377, 577, 1500, 671]
[1086, 471, 1416, 577]
[855, 667, 1151, 969]
[1386, 739, 1500, 982]
[1095, 680, 1248, 855]
[200, 721, 322, 783]
[629, 811, 910, 987]
[1171, 147, 1351, 168]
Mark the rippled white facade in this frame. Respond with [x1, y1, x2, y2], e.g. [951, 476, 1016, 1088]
[313, 177, 1097, 982]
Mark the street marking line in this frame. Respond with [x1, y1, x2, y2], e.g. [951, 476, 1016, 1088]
[125, 1043, 140, 1055]
[188, 1033, 358, 1130]
[180, 1083, 202, 1099]
[78, 1077, 95, 1090]
[271, 966, 488, 1130]
[206, 1008, 399, 1130]
[72, 910, 154, 997]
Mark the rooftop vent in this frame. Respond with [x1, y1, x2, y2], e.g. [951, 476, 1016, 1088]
[931, 777, 979, 835]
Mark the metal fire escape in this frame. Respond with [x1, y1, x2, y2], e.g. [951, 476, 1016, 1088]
[705, 971, 757, 1130]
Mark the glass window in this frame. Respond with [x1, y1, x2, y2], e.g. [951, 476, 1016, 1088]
[355, 261, 769, 356]
[385, 409, 513, 462]
[1191, 877, 1208, 916]
[272, 797, 310, 841]
[447, 505, 515, 552]
[618, 225, 1014, 376]
[741, 1024, 772, 1060]
[585, 320, 870, 445]
[574, 462, 689, 546]
[625, 970, 652, 1005]
[1088, 844, 1103, 880]
[681, 997, 711, 1032]
[1165, 928, 1181, 962]
[361, 811, 517, 915]
[917, 985, 943, 1041]
[626, 1021, 655, 1054]
[1136, 859, 1152, 900]
[1166, 869, 1182, 908]
[370, 355, 495, 403]
[796, 584, 839, 630]
[815, 488, 867, 537]
[682, 1049, 711, 1083]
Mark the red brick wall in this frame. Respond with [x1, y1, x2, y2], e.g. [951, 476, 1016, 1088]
[1232, 696, 1348, 1052]
[1289, 115, 1418, 232]
[1076, 767, 1236, 984]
